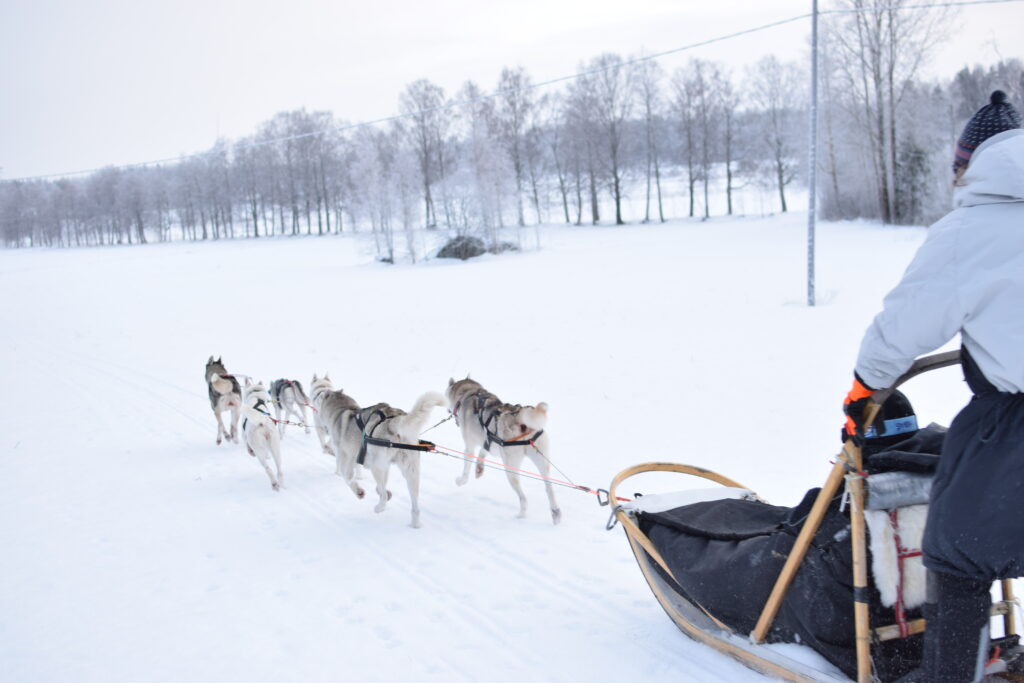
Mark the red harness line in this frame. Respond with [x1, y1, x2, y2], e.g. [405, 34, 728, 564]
[888, 509, 923, 638]
[431, 442, 631, 503]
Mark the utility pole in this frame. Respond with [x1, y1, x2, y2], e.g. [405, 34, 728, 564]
[807, 0, 819, 306]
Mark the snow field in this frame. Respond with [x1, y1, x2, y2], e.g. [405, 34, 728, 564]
[2, 213, 1011, 682]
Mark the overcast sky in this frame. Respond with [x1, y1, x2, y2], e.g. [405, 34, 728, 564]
[2, 0, 1022, 180]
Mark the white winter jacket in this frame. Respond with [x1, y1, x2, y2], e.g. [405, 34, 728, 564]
[856, 128, 1024, 393]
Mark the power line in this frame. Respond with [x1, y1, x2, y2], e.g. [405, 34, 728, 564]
[6, 0, 1022, 183]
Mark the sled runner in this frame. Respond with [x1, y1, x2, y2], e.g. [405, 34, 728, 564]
[607, 351, 1022, 682]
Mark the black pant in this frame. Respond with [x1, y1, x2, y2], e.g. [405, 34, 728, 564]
[914, 570, 991, 683]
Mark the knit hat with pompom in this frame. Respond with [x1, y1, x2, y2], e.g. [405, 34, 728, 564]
[954, 90, 1022, 175]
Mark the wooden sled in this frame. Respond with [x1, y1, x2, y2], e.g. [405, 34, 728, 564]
[608, 351, 1021, 682]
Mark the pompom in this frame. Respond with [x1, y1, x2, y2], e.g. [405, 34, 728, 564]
[991, 90, 1008, 105]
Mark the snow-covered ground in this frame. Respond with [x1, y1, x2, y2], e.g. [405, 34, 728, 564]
[1, 213, 1009, 682]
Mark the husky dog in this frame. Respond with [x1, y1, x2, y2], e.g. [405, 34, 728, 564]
[205, 356, 241, 445]
[447, 378, 560, 524]
[337, 393, 447, 528]
[308, 373, 357, 459]
[270, 379, 311, 438]
[308, 373, 362, 487]
[241, 379, 284, 490]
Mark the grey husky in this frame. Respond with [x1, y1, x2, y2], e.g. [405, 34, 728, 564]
[270, 379, 311, 438]
[446, 377, 560, 524]
[242, 379, 284, 490]
[205, 356, 241, 445]
[309, 374, 444, 527]
[340, 393, 446, 528]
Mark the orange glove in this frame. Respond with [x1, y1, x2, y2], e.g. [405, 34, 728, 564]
[842, 374, 874, 442]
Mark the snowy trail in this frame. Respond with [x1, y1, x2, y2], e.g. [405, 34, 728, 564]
[2, 216, 1012, 682]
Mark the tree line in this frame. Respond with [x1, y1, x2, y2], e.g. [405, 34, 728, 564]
[2, 1, 1022, 258]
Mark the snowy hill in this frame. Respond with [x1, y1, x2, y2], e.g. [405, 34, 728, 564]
[1, 214, 1002, 682]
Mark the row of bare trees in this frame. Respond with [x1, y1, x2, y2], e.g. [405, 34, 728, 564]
[3, 2, 1021, 255]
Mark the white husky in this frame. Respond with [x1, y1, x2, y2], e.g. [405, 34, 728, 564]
[242, 379, 284, 491]
[446, 377, 560, 524]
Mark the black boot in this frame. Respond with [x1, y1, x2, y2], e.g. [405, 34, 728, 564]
[925, 570, 992, 682]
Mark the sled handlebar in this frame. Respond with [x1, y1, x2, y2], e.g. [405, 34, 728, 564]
[870, 350, 961, 406]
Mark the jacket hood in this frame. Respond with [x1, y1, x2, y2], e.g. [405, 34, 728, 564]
[954, 129, 1024, 208]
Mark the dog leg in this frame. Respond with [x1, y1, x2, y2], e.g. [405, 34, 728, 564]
[271, 437, 283, 489]
[456, 434, 485, 486]
[229, 403, 240, 444]
[528, 450, 561, 525]
[317, 420, 334, 455]
[215, 409, 228, 445]
[370, 459, 390, 514]
[255, 446, 280, 491]
[503, 450, 529, 519]
[342, 457, 366, 499]
[274, 401, 285, 439]
[300, 404, 310, 434]
[286, 402, 306, 434]
[404, 454, 422, 528]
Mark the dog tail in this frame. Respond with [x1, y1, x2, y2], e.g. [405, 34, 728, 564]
[522, 402, 549, 432]
[395, 391, 447, 437]
[292, 380, 309, 404]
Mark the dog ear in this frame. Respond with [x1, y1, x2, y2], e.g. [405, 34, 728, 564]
[536, 402, 548, 414]
[245, 378, 252, 387]
[208, 356, 214, 364]
[325, 372, 330, 380]
[217, 356, 222, 364]
[448, 377, 454, 386]
[312, 373, 318, 381]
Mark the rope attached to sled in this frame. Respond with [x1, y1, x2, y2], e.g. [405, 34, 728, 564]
[429, 442, 631, 504]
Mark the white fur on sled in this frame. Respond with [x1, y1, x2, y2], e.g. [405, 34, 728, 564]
[864, 505, 928, 609]
[623, 488, 754, 514]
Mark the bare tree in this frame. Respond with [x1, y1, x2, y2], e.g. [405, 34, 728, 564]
[581, 53, 634, 225]
[634, 57, 667, 223]
[826, 0, 952, 223]
[747, 56, 805, 213]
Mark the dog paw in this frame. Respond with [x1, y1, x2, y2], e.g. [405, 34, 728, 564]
[475, 464, 485, 478]
[272, 482, 280, 491]
[410, 519, 422, 529]
[387, 490, 393, 501]
[374, 503, 386, 513]
[356, 488, 365, 499]
[216, 438, 222, 445]
[516, 511, 528, 519]
[551, 509, 562, 525]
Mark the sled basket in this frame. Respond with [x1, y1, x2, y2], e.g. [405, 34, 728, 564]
[608, 351, 1021, 682]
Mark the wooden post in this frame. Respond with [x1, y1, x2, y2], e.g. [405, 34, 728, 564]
[751, 458, 847, 642]
[1002, 579, 1017, 636]
[846, 439, 873, 683]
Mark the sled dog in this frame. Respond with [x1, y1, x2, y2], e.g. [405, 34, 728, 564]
[241, 379, 284, 490]
[446, 377, 560, 524]
[270, 379, 311, 438]
[308, 373, 369, 502]
[337, 393, 447, 528]
[205, 356, 241, 445]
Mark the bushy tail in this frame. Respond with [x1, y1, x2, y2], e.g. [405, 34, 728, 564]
[292, 380, 309, 404]
[394, 391, 447, 438]
[522, 402, 549, 432]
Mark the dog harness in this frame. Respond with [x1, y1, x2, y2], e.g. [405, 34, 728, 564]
[354, 404, 435, 465]
[472, 393, 544, 452]
[243, 397, 272, 433]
